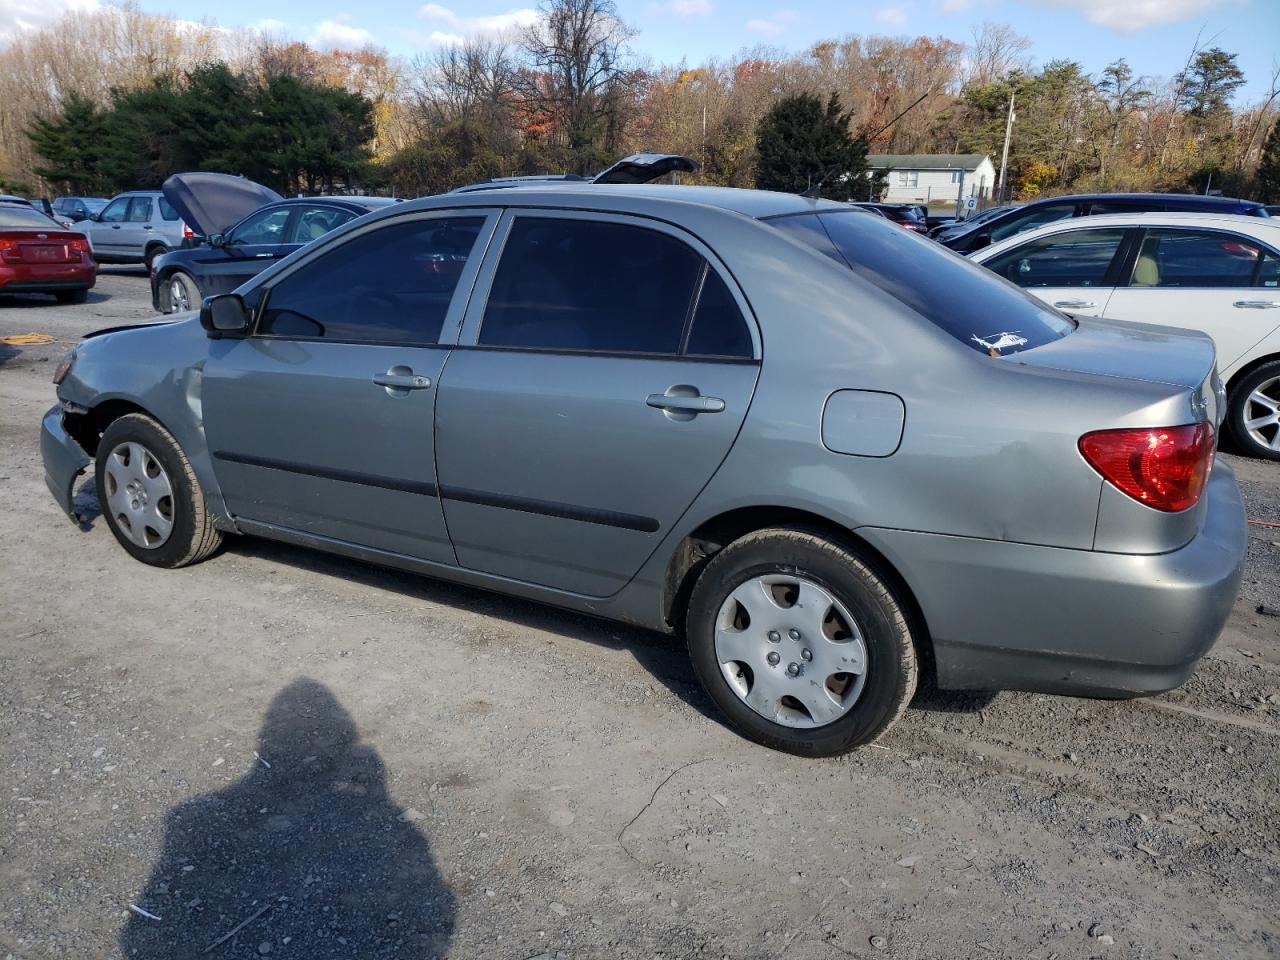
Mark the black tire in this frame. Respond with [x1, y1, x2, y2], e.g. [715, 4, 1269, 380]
[143, 245, 169, 271]
[54, 289, 88, 304]
[685, 527, 918, 756]
[95, 413, 222, 568]
[1227, 360, 1280, 461]
[159, 270, 200, 314]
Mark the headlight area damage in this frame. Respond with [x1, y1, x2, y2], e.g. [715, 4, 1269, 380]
[41, 403, 93, 523]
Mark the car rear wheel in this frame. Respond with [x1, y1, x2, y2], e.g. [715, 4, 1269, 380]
[1228, 361, 1280, 460]
[95, 413, 222, 567]
[685, 527, 918, 756]
[143, 245, 169, 271]
[161, 271, 200, 314]
[54, 289, 87, 304]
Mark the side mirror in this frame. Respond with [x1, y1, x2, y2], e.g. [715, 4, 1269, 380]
[208, 233, 225, 248]
[971, 232, 992, 250]
[200, 293, 250, 335]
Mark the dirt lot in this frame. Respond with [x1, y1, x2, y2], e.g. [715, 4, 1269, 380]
[2, 269, 1279, 960]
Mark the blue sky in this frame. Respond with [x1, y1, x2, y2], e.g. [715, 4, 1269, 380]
[3, 0, 1278, 102]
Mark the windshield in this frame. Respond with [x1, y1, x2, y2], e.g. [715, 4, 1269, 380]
[768, 210, 1074, 355]
[0, 206, 61, 228]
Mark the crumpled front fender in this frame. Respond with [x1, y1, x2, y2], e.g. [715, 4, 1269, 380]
[41, 405, 91, 523]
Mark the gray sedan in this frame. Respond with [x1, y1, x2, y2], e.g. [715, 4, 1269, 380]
[41, 185, 1247, 755]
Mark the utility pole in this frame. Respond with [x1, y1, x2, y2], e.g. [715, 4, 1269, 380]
[996, 89, 1015, 204]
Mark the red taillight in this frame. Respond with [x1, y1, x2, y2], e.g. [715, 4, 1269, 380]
[0, 237, 20, 263]
[1079, 423, 1214, 512]
[68, 236, 89, 252]
[182, 222, 194, 239]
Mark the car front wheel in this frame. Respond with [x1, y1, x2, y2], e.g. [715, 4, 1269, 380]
[160, 271, 200, 314]
[95, 413, 222, 567]
[1228, 360, 1280, 460]
[685, 527, 918, 756]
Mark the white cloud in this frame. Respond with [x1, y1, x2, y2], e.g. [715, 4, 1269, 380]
[938, 0, 973, 11]
[310, 14, 376, 50]
[0, 0, 98, 43]
[1031, 0, 1233, 31]
[745, 9, 798, 36]
[875, 5, 909, 25]
[416, 3, 539, 39]
[248, 18, 289, 34]
[657, 0, 714, 18]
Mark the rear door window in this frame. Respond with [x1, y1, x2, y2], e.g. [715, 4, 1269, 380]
[770, 210, 1073, 355]
[126, 197, 152, 223]
[259, 216, 485, 344]
[983, 228, 1128, 288]
[480, 216, 752, 357]
[158, 197, 179, 221]
[1130, 229, 1270, 287]
[290, 206, 356, 244]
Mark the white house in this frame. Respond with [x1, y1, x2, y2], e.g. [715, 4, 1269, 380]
[867, 154, 996, 204]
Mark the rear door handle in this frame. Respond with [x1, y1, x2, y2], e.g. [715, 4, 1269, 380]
[1053, 299, 1096, 308]
[646, 393, 725, 414]
[1233, 299, 1279, 309]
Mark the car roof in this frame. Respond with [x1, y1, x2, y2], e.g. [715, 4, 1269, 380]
[1019, 192, 1263, 210]
[972, 211, 1280, 259]
[407, 183, 850, 220]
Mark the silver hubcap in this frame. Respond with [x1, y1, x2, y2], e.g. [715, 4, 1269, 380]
[103, 442, 174, 549]
[714, 574, 868, 729]
[1243, 375, 1280, 452]
[169, 278, 190, 312]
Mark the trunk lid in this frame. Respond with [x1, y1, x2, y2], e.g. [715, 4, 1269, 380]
[161, 172, 282, 238]
[0, 229, 89, 264]
[1004, 316, 1222, 426]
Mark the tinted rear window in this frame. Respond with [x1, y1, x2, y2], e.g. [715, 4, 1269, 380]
[0, 206, 58, 228]
[770, 211, 1073, 355]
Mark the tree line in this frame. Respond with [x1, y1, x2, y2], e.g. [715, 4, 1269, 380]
[2, 0, 1277, 203]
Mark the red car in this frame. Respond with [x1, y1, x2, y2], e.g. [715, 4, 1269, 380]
[0, 202, 96, 303]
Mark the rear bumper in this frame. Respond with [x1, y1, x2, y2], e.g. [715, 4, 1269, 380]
[41, 405, 91, 522]
[860, 461, 1248, 698]
[0, 262, 96, 292]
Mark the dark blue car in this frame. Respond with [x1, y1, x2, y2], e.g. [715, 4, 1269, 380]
[941, 192, 1268, 254]
[151, 173, 397, 312]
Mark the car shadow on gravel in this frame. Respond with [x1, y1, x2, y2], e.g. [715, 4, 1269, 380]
[0, 342, 17, 366]
[0, 289, 111, 307]
[118, 678, 455, 958]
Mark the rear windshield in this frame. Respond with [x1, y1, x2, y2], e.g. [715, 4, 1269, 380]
[768, 211, 1073, 355]
[0, 206, 60, 228]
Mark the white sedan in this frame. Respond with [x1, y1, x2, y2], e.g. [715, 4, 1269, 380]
[972, 212, 1280, 459]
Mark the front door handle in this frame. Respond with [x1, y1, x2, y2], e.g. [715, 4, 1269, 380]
[1233, 299, 1279, 309]
[373, 367, 432, 397]
[1053, 299, 1096, 308]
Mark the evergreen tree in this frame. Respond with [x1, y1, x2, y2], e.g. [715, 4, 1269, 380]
[26, 95, 113, 194]
[754, 92, 876, 200]
[1258, 120, 1280, 204]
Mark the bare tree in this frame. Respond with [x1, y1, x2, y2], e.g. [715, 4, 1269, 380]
[518, 0, 638, 173]
[965, 22, 1031, 86]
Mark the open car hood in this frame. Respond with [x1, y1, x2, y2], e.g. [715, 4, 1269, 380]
[591, 153, 698, 184]
[161, 172, 282, 238]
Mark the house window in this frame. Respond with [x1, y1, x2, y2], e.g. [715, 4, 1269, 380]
[951, 171, 960, 183]
[897, 171, 919, 188]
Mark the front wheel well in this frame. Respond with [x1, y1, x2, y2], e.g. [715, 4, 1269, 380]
[64, 399, 157, 457]
[661, 506, 934, 676]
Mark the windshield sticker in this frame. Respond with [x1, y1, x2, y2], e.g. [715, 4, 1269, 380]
[971, 331, 1029, 354]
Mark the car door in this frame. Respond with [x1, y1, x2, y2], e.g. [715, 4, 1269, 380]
[979, 226, 1132, 317]
[202, 210, 498, 562]
[119, 196, 155, 258]
[434, 210, 760, 598]
[1104, 227, 1280, 373]
[84, 195, 130, 255]
[199, 205, 295, 296]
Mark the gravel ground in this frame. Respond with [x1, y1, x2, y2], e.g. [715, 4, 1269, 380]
[2, 270, 1278, 960]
